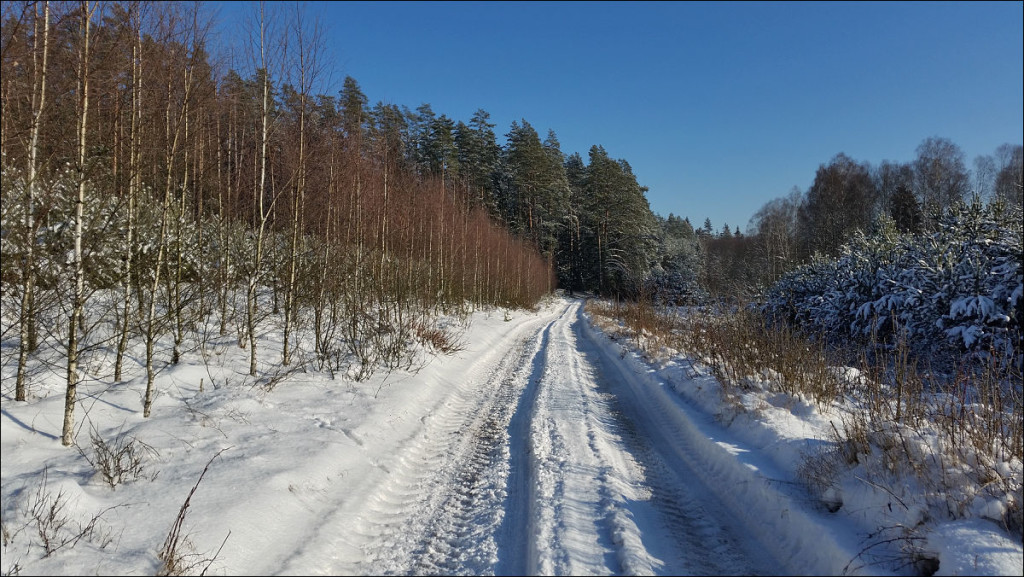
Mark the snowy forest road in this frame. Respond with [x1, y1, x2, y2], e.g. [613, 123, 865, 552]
[305, 299, 788, 575]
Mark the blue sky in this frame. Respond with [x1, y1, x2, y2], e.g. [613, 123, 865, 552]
[208, 1, 1023, 233]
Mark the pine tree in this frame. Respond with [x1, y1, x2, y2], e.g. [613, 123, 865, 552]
[408, 103, 436, 174]
[581, 145, 658, 296]
[339, 75, 368, 143]
[454, 109, 500, 213]
[503, 120, 568, 257]
[369, 101, 410, 172]
[700, 218, 713, 237]
[890, 184, 922, 234]
[559, 152, 588, 293]
[424, 114, 458, 180]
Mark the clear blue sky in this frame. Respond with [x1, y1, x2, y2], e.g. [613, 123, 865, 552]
[207, 1, 1023, 233]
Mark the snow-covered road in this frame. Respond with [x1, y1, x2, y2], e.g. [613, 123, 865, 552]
[324, 299, 781, 575]
[5, 296, 1018, 576]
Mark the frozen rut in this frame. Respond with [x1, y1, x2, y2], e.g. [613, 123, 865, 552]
[313, 299, 785, 575]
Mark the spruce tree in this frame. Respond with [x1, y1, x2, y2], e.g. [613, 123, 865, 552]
[890, 184, 923, 234]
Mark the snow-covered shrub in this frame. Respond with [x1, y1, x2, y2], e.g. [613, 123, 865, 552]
[761, 197, 1023, 371]
[939, 200, 1023, 367]
[644, 268, 707, 306]
[761, 252, 840, 330]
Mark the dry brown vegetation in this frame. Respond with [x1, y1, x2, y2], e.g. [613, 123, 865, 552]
[585, 298, 1023, 541]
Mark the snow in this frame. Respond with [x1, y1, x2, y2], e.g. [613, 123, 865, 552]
[2, 296, 1021, 576]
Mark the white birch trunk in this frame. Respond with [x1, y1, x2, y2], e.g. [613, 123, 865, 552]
[63, 0, 91, 446]
[17, 0, 49, 401]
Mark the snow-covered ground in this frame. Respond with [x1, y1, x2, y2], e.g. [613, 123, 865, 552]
[1, 296, 1020, 575]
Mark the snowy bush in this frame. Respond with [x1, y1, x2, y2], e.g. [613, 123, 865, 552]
[762, 198, 1023, 371]
[644, 268, 707, 306]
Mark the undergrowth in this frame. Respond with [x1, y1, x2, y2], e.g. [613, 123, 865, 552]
[584, 297, 1024, 557]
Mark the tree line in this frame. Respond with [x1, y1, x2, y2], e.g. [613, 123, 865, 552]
[692, 138, 1022, 300]
[0, 1, 554, 445]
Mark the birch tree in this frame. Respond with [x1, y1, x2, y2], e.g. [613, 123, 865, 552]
[63, 0, 94, 446]
[143, 3, 201, 416]
[16, 0, 49, 401]
[114, 0, 143, 382]
[244, 1, 279, 377]
[281, 3, 323, 366]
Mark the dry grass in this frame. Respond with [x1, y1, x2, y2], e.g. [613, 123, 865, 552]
[1, 467, 118, 569]
[157, 451, 229, 577]
[585, 296, 1024, 543]
[78, 424, 159, 489]
[413, 320, 465, 355]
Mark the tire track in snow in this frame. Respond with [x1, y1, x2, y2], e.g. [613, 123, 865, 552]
[494, 308, 560, 576]
[588, 365, 768, 576]
[350, 308, 561, 575]
[270, 305, 559, 576]
[526, 299, 778, 576]
[529, 300, 657, 575]
[574, 302, 820, 575]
